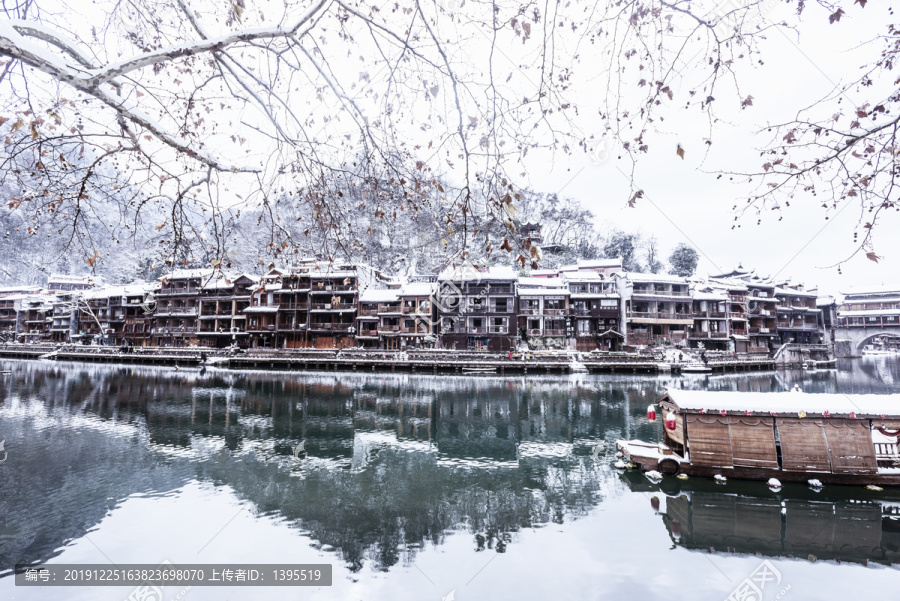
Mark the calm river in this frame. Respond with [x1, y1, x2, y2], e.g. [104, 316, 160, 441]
[1, 358, 899, 600]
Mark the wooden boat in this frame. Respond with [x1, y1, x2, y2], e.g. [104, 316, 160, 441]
[617, 389, 900, 486]
[862, 345, 895, 357]
[461, 367, 497, 374]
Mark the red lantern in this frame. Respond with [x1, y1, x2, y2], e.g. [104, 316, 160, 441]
[647, 405, 657, 422]
[745, 410, 752, 416]
[849, 411, 856, 419]
[665, 413, 677, 431]
[720, 410, 727, 417]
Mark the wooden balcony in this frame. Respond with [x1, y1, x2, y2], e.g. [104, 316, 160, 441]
[310, 284, 355, 292]
[627, 311, 692, 320]
[310, 303, 355, 310]
[308, 323, 354, 331]
[542, 329, 566, 336]
[631, 288, 690, 298]
[277, 302, 309, 311]
[837, 316, 900, 328]
[402, 304, 430, 314]
[156, 286, 199, 296]
[401, 327, 429, 334]
[571, 308, 619, 317]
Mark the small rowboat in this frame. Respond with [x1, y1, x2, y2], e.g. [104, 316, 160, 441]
[461, 367, 497, 374]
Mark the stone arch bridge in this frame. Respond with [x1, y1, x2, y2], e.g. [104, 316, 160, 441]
[834, 326, 900, 357]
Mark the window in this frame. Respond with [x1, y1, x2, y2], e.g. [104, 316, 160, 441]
[493, 298, 509, 312]
[601, 299, 617, 307]
[490, 317, 507, 333]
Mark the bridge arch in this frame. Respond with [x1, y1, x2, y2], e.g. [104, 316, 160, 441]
[855, 331, 900, 351]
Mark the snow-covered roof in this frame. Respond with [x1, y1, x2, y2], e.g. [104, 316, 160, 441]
[625, 272, 688, 284]
[242, 306, 279, 313]
[840, 296, 900, 306]
[359, 289, 400, 303]
[529, 269, 559, 277]
[438, 264, 517, 281]
[0, 285, 42, 294]
[662, 389, 900, 418]
[200, 272, 236, 290]
[83, 283, 152, 300]
[775, 287, 817, 298]
[251, 282, 283, 292]
[48, 273, 96, 284]
[399, 282, 435, 297]
[841, 284, 900, 297]
[561, 272, 609, 282]
[706, 277, 749, 291]
[577, 258, 623, 269]
[837, 309, 900, 317]
[162, 268, 215, 281]
[570, 293, 619, 300]
[517, 277, 567, 288]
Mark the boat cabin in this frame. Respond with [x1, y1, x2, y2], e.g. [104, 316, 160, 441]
[619, 389, 900, 486]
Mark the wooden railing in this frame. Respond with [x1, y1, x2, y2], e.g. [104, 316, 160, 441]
[627, 311, 692, 320]
[310, 284, 355, 292]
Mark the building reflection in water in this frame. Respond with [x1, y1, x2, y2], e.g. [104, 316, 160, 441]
[1, 358, 899, 575]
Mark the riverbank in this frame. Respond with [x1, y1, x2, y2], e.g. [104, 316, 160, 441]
[0, 343, 796, 374]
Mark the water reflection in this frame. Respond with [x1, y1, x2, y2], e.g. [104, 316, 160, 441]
[0, 357, 898, 578]
[659, 491, 900, 565]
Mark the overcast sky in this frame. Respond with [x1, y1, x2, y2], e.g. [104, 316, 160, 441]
[518, 2, 896, 297]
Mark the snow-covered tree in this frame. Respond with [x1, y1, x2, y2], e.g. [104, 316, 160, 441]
[603, 231, 642, 273]
[668, 243, 699, 277]
[0, 0, 889, 267]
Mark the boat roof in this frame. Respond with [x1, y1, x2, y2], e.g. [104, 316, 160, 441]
[660, 389, 900, 418]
